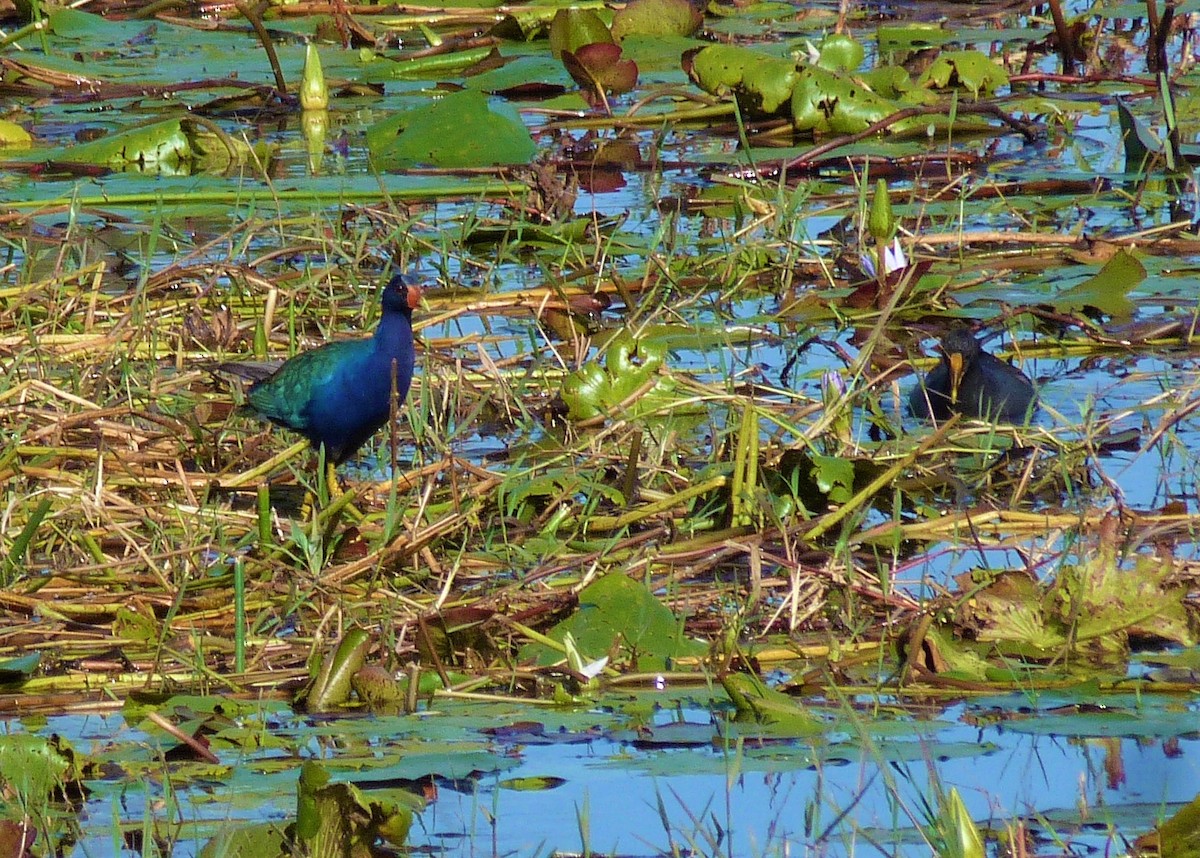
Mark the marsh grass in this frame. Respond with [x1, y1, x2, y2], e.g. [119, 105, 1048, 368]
[2, 169, 1199, 718]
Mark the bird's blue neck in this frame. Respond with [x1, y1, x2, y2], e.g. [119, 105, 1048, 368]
[373, 310, 413, 354]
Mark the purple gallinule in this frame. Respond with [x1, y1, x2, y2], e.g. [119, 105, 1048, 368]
[909, 326, 1035, 422]
[236, 274, 422, 497]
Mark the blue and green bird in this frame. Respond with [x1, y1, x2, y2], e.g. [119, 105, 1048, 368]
[232, 274, 422, 497]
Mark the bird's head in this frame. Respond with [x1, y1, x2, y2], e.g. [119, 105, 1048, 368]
[381, 275, 424, 315]
[938, 326, 982, 405]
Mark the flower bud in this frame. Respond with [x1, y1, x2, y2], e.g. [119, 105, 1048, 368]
[301, 43, 328, 111]
[868, 178, 894, 242]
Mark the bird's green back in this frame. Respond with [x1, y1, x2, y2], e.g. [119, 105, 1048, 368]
[246, 339, 371, 431]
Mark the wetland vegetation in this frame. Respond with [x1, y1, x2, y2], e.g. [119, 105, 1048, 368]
[2, 0, 1200, 853]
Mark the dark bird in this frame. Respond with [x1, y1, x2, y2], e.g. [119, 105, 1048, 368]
[909, 326, 1035, 422]
[231, 274, 422, 497]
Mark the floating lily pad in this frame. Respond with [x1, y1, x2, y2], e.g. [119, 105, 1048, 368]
[611, 0, 703, 40]
[366, 89, 537, 169]
[917, 49, 1010, 96]
[683, 44, 798, 115]
[1052, 249, 1142, 319]
[548, 7, 615, 58]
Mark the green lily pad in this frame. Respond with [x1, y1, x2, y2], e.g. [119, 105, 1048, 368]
[1052, 249, 1142, 319]
[917, 49, 1009, 96]
[611, 0, 702, 40]
[684, 44, 798, 115]
[366, 89, 536, 169]
[548, 7, 614, 58]
[519, 574, 706, 671]
[791, 64, 907, 134]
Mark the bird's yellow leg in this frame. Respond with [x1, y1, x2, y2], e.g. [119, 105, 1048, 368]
[319, 460, 365, 523]
[296, 455, 365, 523]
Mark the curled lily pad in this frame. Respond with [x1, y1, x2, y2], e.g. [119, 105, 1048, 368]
[548, 8, 614, 58]
[561, 362, 608, 420]
[559, 329, 669, 421]
[563, 42, 639, 101]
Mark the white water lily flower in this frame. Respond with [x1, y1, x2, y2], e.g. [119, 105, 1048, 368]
[859, 237, 908, 278]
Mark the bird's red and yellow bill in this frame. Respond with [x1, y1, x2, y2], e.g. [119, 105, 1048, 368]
[947, 352, 965, 404]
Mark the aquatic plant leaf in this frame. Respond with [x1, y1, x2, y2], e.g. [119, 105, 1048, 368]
[483, 721, 601, 745]
[295, 760, 417, 853]
[560, 363, 609, 420]
[300, 628, 372, 713]
[548, 8, 614, 59]
[808, 454, 854, 504]
[520, 574, 705, 671]
[917, 50, 1009, 96]
[1053, 249, 1141, 319]
[814, 32, 865, 71]
[950, 528, 1198, 669]
[363, 45, 496, 81]
[611, 0, 702, 40]
[0, 652, 39, 682]
[46, 6, 150, 40]
[0, 121, 31, 149]
[995, 698, 1200, 739]
[559, 329, 673, 421]
[366, 89, 536, 169]
[499, 775, 569, 790]
[791, 65, 904, 134]
[563, 43, 639, 98]
[605, 331, 661, 374]
[720, 673, 825, 735]
[683, 44, 798, 115]
[860, 64, 917, 98]
[877, 23, 954, 59]
[47, 117, 189, 170]
[31, 116, 270, 175]
[1054, 550, 1197, 652]
[954, 570, 1063, 656]
[768, 449, 885, 517]
[1116, 96, 1160, 170]
[1137, 790, 1200, 857]
[934, 787, 986, 858]
[913, 625, 993, 681]
[464, 54, 572, 94]
[198, 822, 289, 858]
[0, 734, 87, 812]
[611, 721, 715, 746]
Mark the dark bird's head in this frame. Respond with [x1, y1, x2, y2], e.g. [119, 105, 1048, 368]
[938, 325, 982, 405]
[381, 274, 423, 316]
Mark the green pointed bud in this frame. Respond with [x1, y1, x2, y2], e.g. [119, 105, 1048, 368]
[868, 178, 894, 242]
[300, 43, 328, 111]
